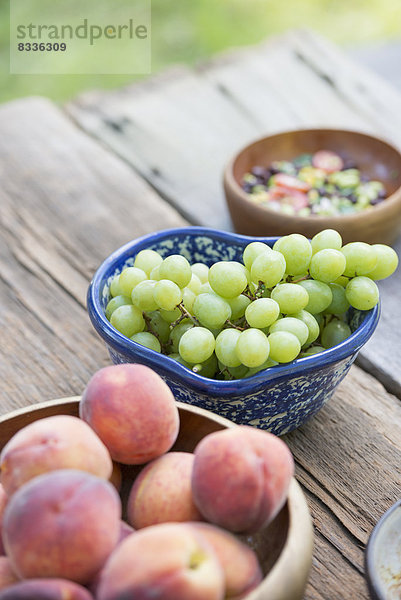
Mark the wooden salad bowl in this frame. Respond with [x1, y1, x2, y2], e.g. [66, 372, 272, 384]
[0, 398, 314, 600]
[224, 128, 401, 244]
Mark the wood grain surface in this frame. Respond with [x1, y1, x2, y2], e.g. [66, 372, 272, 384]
[0, 97, 186, 409]
[1, 30, 401, 600]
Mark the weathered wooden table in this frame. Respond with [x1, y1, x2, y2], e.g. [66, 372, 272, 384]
[1, 29, 401, 599]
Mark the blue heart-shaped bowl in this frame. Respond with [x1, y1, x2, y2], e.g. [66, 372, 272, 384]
[87, 227, 380, 435]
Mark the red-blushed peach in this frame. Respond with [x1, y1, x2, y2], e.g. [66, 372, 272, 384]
[118, 520, 135, 543]
[0, 415, 112, 496]
[2, 469, 121, 584]
[127, 452, 204, 528]
[109, 462, 122, 492]
[0, 485, 7, 555]
[97, 523, 225, 600]
[0, 557, 19, 591]
[192, 426, 294, 533]
[191, 523, 263, 599]
[0, 578, 93, 599]
[89, 521, 136, 597]
[79, 364, 180, 464]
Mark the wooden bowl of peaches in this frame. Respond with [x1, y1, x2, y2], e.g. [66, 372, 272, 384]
[0, 364, 313, 600]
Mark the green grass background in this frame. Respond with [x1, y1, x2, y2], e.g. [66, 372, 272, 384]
[1, 0, 400, 104]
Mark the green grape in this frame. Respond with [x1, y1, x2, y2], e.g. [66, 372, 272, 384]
[109, 275, 124, 297]
[321, 319, 352, 348]
[334, 275, 349, 288]
[191, 263, 209, 284]
[130, 332, 161, 353]
[192, 353, 218, 378]
[341, 242, 377, 277]
[186, 273, 202, 295]
[149, 265, 161, 281]
[243, 241, 271, 271]
[291, 310, 320, 346]
[215, 329, 242, 368]
[193, 293, 232, 329]
[110, 305, 145, 337]
[311, 229, 342, 255]
[131, 280, 158, 312]
[134, 249, 163, 275]
[245, 298, 280, 328]
[271, 283, 309, 314]
[250, 250, 286, 287]
[367, 244, 399, 280]
[235, 329, 270, 368]
[182, 288, 196, 314]
[118, 267, 147, 296]
[169, 319, 195, 353]
[345, 276, 379, 310]
[297, 280, 332, 314]
[324, 283, 350, 315]
[269, 317, 309, 346]
[145, 311, 170, 343]
[217, 361, 249, 380]
[267, 331, 301, 363]
[168, 353, 192, 369]
[208, 261, 248, 299]
[153, 280, 182, 311]
[159, 255, 192, 288]
[246, 358, 279, 376]
[199, 282, 214, 294]
[160, 307, 181, 323]
[105, 295, 132, 320]
[179, 327, 215, 364]
[226, 295, 251, 320]
[310, 249, 346, 283]
[273, 234, 312, 275]
[301, 345, 326, 356]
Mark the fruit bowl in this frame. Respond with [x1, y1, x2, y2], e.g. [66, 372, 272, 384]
[87, 227, 380, 435]
[0, 398, 314, 600]
[223, 128, 401, 245]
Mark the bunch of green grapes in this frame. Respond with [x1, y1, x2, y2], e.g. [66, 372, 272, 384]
[105, 229, 398, 380]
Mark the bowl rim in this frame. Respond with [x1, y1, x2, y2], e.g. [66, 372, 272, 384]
[87, 226, 380, 391]
[223, 127, 401, 224]
[365, 499, 401, 600]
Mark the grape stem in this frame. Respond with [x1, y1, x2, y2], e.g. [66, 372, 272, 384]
[218, 366, 235, 380]
[225, 319, 247, 331]
[143, 313, 167, 352]
[175, 303, 200, 327]
[290, 275, 310, 283]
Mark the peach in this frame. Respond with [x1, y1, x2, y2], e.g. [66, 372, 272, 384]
[109, 462, 122, 492]
[79, 364, 180, 464]
[127, 452, 203, 528]
[192, 426, 294, 533]
[0, 579, 93, 599]
[0, 557, 19, 591]
[89, 521, 135, 596]
[97, 523, 225, 600]
[0, 485, 7, 555]
[191, 523, 263, 599]
[0, 415, 112, 496]
[2, 469, 121, 584]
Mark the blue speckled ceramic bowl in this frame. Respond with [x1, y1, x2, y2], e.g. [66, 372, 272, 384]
[87, 227, 380, 435]
[365, 500, 401, 600]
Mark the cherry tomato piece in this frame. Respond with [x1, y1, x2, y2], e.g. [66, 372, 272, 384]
[312, 150, 344, 173]
[272, 173, 311, 192]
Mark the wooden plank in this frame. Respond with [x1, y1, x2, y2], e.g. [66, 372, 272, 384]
[67, 29, 401, 398]
[0, 97, 187, 412]
[285, 365, 401, 599]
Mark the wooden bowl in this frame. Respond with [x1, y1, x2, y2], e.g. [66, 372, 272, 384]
[0, 398, 313, 600]
[224, 128, 401, 244]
